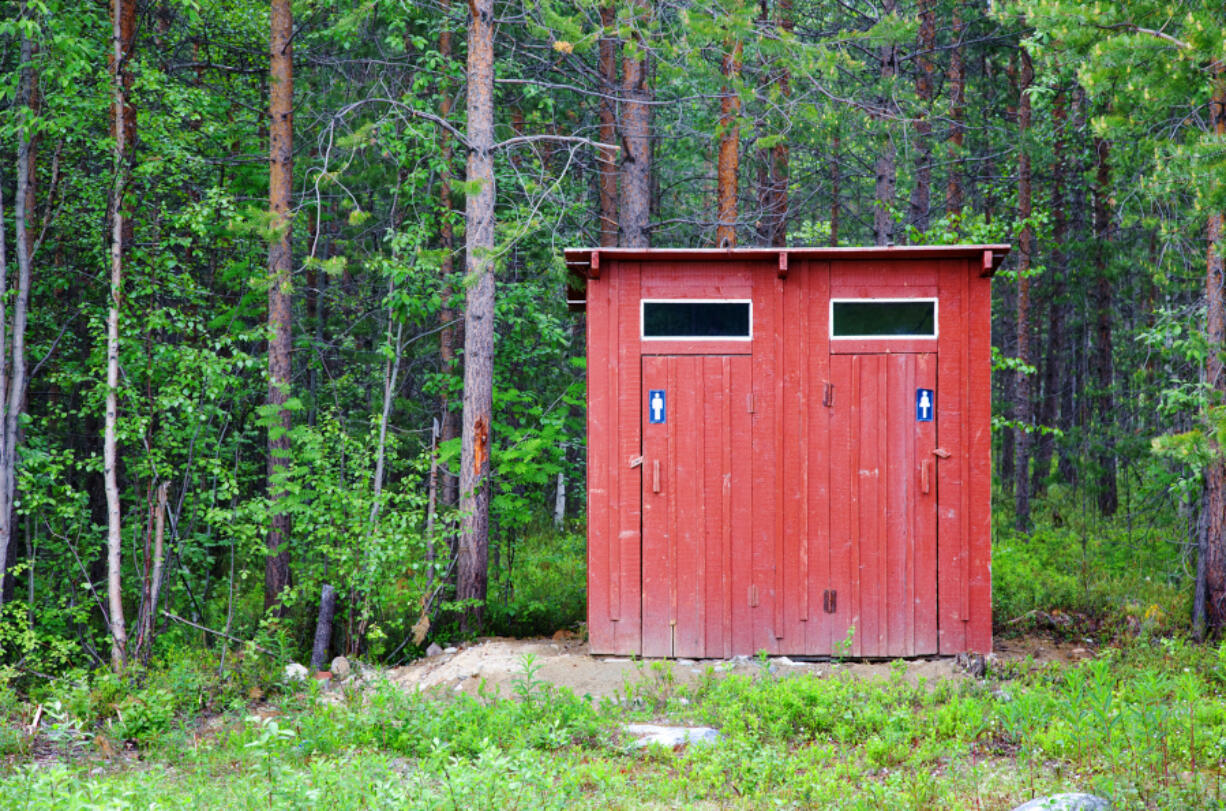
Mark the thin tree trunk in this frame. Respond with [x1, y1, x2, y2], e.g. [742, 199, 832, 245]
[829, 130, 839, 246]
[1032, 90, 1067, 497]
[762, 0, 791, 247]
[1013, 47, 1035, 532]
[1092, 136, 1118, 515]
[265, 0, 293, 613]
[105, 0, 136, 671]
[907, 0, 935, 234]
[598, 6, 619, 247]
[1202, 68, 1226, 631]
[873, 0, 898, 246]
[438, 0, 461, 511]
[554, 471, 566, 528]
[716, 37, 742, 247]
[457, 0, 497, 631]
[945, 0, 965, 221]
[0, 13, 36, 615]
[619, 0, 652, 248]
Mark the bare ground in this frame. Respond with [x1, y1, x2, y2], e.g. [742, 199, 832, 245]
[382, 633, 1094, 701]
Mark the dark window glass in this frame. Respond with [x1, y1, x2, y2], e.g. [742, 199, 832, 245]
[642, 301, 750, 338]
[832, 300, 935, 337]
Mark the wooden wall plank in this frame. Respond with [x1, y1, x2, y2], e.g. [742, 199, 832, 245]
[915, 352, 939, 654]
[585, 264, 612, 652]
[967, 261, 994, 652]
[937, 258, 968, 654]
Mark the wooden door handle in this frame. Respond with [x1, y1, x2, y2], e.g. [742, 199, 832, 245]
[652, 460, 661, 493]
[921, 459, 931, 494]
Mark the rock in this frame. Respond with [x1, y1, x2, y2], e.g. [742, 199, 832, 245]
[283, 662, 309, 682]
[444, 646, 458, 654]
[330, 656, 351, 679]
[1011, 794, 1111, 811]
[426, 643, 443, 657]
[624, 724, 722, 749]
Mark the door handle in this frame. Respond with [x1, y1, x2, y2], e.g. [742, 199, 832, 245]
[921, 459, 931, 494]
[652, 460, 661, 493]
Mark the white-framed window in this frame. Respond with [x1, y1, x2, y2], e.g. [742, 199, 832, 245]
[830, 298, 938, 339]
[640, 299, 753, 340]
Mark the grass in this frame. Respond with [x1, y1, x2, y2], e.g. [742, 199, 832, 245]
[4, 638, 1226, 809]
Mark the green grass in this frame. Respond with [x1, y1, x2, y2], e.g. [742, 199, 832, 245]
[5, 640, 1226, 809]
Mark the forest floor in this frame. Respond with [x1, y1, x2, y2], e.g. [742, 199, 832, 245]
[4, 632, 1225, 809]
[382, 633, 1096, 700]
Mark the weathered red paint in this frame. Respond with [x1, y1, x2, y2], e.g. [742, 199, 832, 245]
[569, 246, 1007, 657]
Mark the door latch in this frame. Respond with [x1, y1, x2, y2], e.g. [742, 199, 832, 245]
[822, 589, 837, 614]
[629, 455, 643, 469]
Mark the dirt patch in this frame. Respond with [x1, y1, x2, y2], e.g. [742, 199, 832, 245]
[382, 634, 1098, 701]
[382, 638, 1027, 701]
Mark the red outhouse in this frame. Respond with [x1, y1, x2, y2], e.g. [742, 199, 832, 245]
[567, 245, 1008, 658]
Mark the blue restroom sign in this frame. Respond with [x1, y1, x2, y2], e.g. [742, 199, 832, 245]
[916, 389, 934, 422]
[648, 390, 666, 424]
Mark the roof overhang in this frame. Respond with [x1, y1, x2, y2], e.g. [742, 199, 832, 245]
[565, 245, 1010, 311]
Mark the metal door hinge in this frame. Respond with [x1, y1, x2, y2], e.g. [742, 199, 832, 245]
[746, 393, 755, 413]
[822, 589, 837, 614]
[749, 584, 759, 607]
[822, 381, 834, 407]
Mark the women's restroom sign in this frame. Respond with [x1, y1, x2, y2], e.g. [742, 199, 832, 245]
[648, 390, 666, 424]
[916, 389, 934, 422]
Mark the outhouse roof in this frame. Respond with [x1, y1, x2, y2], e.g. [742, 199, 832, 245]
[565, 244, 1011, 280]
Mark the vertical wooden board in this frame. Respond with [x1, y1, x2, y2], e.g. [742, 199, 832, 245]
[914, 352, 939, 654]
[884, 353, 913, 656]
[806, 262, 833, 655]
[674, 356, 703, 657]
[773, 274, 787, 644]
[616, 262, 643, 654]
[829, 354, 863, 655]
[730, 355, 755, 655]
[640, 354, 670, 657]
[751, 264, 780, 652]
[937, 259, 968, 653]
[781, 269, 808, 647]
[857, 355, 884, 656]
[966, 267, 994, 652]
[704, 356, 729, 657]
[585, 272, 613, 653]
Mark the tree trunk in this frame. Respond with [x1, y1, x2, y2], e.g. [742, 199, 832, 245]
[759, 0, 791, 248]
[1013, 47, 1035, 532]
[310, 583, 336, 672]
[830, 129, 839, 246]
[873, 0, 898, 246]
[598, 6, 619, 247]
[1091, 136, 1118, 515]
[619, 0, 652, 248]
[716, 37, 742, 247]
[265, 0, 293, 613]
[105, 0, 136, 671]
[1203, 68, 1226, 631]
[437, 0, 461, 510]
[457, 0, 497, 631]
[945, 0, 965, 221]
[0, 12, 36, 616]
[907, 0, 935, 235]
[1031, 90, 1067, 497]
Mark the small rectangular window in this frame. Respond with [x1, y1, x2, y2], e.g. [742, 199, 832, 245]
[641, 300, 752, 340]
[831, 299, 937, 339]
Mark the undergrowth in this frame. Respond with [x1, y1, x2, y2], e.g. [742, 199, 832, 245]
[4, 639, 1226, 809]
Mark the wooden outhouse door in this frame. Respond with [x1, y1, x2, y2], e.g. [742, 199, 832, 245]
[641, 355, 753, 658]
[828, 353, 939, 657]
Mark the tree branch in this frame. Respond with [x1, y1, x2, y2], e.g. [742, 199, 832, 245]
[495, 133, 620, 152]
[332, 98, 469, 148]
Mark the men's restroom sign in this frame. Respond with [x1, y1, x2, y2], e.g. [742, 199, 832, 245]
[648, 390, 666, 424]
[916, 388, 934, 422]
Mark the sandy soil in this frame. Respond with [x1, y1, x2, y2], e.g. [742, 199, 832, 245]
[382, 633, 1090, 701]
